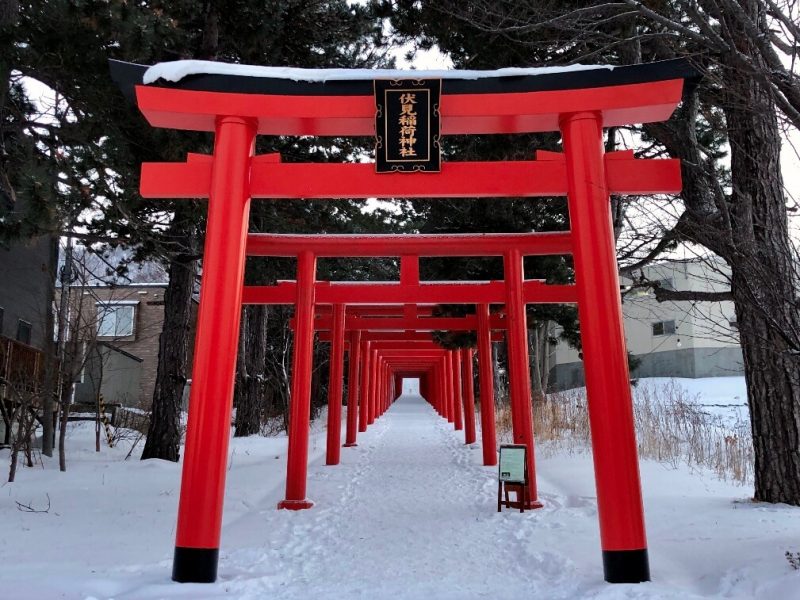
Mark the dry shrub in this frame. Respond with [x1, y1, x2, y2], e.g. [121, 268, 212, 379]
[632, 380, 753, 483]
[497, 380, 753, 484]
[110, 407, 149, 440]
[494, 401, 513, 445]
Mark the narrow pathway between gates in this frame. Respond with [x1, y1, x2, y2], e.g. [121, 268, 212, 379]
[217, 394, 591, 600]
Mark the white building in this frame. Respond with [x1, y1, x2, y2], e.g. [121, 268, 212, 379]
[549, 259, 744, 389]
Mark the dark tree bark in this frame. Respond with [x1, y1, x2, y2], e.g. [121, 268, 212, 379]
[649, 2, 800, 504]
[141, 253, 195, 461]
[720, 9, 800, 502]
[234, 305, 269, 437]
[40, 234, 59, 457]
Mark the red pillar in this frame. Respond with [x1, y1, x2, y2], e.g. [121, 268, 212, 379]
[172, 116, 256, 583]
[344, 330, 361, 447]
[437, 360, 446, 419]
[386, 366, 391, 408]
[394, 374, 402, 401]
[561, 111, 649, 583]
[440, 359, 449, 419]
[504, 249, 542, 509]
[358, 340, 371, 432]
[452, 351, 464, 431]
[477, 304, 498, 466]
[278, 250, 317, 511]
[375, 360, 383, 418]
[367, 348, 378, 424]
[462, 349, 477, 445]
[382, 364, 388, 411]
[325, 304, 346, 465]
[444, 354, 454, 423]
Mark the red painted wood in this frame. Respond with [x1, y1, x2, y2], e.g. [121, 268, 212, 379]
[141, 157, 679, 199]
[247, 231, 573, 257]
[358, 340, 371, 433]
[504, 249, 542, 509]
[344, 329, 361, 447]
[318, 330, 504, 342]
[462, 349, 477, 445]
[137, 61, 686, 584]
[175, 117, 256, 550]
[476, 304, 498, 466]
[302, 315, 506, 332]
[325, 304, 346, 465]
[242, 281, 577, 305]
[561, 112, 647, 553]
[278, 250, 317, 510]
[135, 79, 683, 136]
[368, 348, 378, 425]
[452, 351, 464, 431]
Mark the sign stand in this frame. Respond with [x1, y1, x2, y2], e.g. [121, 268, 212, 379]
[497, 444, 529, 513]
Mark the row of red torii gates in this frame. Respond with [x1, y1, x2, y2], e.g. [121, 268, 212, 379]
[111, 57, 697, 586]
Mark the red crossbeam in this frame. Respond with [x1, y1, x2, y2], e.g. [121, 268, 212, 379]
[141, 156, 680, 199]
[317, 331, 504, 342]
[242, 280, 577, 305]
[315, 305, 440, 316]
[247, 232, 571, 258]
[302, 315, 506, 331]
[135, 78, 684, 136]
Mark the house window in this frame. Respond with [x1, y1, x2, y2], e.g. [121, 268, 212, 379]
[96, 303, 136, 338]
[652, 320, 676, 336]
[16, 319, 32, 345]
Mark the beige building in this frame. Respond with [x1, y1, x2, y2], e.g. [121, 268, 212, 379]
[550, 259, 744, 389]
[69, 283, 194, 409]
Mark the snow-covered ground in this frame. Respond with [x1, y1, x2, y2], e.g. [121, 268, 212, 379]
[632, 376, 749, 424]
[2, 384, 799, 599]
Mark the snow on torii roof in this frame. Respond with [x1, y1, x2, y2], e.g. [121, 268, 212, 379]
[143, 60, 613, 84]
[111, 58, 697, 102]
[108, 58, 699, 136]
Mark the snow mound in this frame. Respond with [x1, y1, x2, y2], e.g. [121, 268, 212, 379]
[143, 60, 613, 85]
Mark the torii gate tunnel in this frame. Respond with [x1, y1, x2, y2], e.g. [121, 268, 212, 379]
[111, 58, 697, 586]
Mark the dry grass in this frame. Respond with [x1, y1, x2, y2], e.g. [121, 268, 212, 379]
[494, 380, 754, 484]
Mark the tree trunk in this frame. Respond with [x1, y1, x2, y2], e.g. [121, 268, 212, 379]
[639, 2, 800, 506]
[141, 255, 195, 461]
[721, 12, 800, 503]
[40, 234, 59, 457]
[234, 305, 269, 437]
[529, 321, 552, 403]
[57, 294, 81, 472]
[57, 361, 71, 472]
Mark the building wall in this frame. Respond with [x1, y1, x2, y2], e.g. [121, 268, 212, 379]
[74, 344, 143, 406]
[70, 284, 175, 409]
[550, 259, 744, 389]
[0, 234, 56, 350]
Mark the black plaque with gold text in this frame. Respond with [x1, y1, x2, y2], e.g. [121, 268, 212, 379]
[374, 79, 441, 173]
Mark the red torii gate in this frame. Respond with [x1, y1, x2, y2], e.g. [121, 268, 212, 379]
[317, 325, 503, 465]
[248, 232, 575, 512]
[111, 57, 694, 585]
[311, 306, 503, 465]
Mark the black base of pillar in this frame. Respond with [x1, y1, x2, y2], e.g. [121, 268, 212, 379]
[602, 549, 650, 583]
[172, 547, 219, 583]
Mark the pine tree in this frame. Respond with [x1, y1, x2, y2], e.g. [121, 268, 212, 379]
[3, 1, 397, 458]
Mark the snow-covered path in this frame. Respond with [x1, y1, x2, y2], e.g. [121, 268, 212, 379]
[219, 394, 573, 599]
[2, 389, 800, 599]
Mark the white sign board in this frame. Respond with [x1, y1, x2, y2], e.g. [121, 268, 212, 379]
[498, 444, 527, 483]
